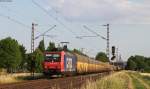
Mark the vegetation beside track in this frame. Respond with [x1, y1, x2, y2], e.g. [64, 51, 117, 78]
[141, 73, 150, 85]
[81, 71, 130, 89]
[0, 75, 22, 84]
[0, 73, 43, 84]
[81, 71, 150, 89]
[1, 71, 150, 89]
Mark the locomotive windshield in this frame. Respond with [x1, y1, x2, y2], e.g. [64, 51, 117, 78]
[45, 54, 61, 62]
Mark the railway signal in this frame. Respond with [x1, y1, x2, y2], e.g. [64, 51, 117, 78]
[111, 46, 116, 60]
[111, 56, 116, 60]
[112, 46, 115, 56]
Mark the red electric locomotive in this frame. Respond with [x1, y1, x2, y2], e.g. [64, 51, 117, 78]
[43, 51, 77, 76]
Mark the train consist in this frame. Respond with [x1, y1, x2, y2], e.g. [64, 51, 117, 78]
[42, 51, 114, 76]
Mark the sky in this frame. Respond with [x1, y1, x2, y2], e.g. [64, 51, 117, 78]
[0, 0, 150, 61]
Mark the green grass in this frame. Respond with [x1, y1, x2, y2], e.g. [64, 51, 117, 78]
[131, 75, 146, 89]
[127, 71, 150, 89]
[142, 75, 150, 85]
[81, 71, 150, 89]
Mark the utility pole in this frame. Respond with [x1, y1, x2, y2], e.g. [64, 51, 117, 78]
[31, 23, 38, 77]
[107, 24, 110, 61]
[103, 24, 110, 61]
[31, 23, 34, 77]
[31, 23, 35, 53]
[31, 22, 38, 53]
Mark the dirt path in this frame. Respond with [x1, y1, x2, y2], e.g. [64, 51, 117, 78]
[126, 74, 134, 89]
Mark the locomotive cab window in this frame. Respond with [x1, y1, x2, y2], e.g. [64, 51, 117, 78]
[45, 54, 61, 62]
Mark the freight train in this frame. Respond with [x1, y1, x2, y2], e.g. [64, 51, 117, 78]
[42, 51, 114, 76]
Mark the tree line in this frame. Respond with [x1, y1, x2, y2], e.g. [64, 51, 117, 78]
[0, 37, 109, 73]
[126, 55, 150, 73]
[0, 37, 57, 73]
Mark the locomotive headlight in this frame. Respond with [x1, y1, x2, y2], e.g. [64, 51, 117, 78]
[45, 66, 48, 69]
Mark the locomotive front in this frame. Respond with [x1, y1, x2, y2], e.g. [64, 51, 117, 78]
[43, 51, 77, 76]
[43, 52, 63, 75]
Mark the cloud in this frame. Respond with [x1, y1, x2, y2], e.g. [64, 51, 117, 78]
[43, 0, 150, 24]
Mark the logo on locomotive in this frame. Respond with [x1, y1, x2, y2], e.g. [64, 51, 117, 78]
[66, 58, 72, 71]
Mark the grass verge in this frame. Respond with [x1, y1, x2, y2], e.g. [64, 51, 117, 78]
[0, 73, 43, 84]
[141, 73, 150, 86]
[128, 72, 150, 89]
[130, 74, 146, 89]
[81, 71, 130, 89]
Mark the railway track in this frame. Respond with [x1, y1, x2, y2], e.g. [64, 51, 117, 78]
[0, 72, 111, 89]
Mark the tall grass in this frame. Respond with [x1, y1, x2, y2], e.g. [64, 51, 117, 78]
[0, 75, 22, 84]
[81, 71, 130, 89]
[140, 73, 150, 85]
[0, 73, 42, 84]
[142, 75, 150, 85]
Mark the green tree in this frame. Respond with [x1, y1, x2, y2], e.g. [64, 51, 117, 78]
[19, 45, 27, 72]
[126, 55, 150, 72]
[144, 66, 150, 73]
[38, 40, 45, 52]
[47, 42, 55, 51]
[0, 37, 22, 72]
[145, 57, 150, 67]
[33, 48, 44, 73]
[126, 58, 137, 70]
[95, 52, 109, 62]
[26, 53, 32, 72]
[133, 55, 146, 70]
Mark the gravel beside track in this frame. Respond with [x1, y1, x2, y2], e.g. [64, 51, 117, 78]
[0, 72, 111, 89]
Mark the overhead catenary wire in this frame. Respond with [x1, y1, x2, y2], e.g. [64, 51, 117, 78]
[32, 0, 77, 37]
[40, 1, 102, 47]
[0, 1, 100, 57]
[32, 0, 104, 56]
[0, 5, 41, 33]
[39, 1, 100, 48]
[0, 13, 31, 29]
[34, 25, 56, 40]
[40, 25, 56, 35]
[0, 14, 44, 39]
[83, 25, 107, 40]
[0, 5, 27, 19]
[32, 0, 93, 38]
[43, 0, 72, 23]
[0, 13, 41, 35]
